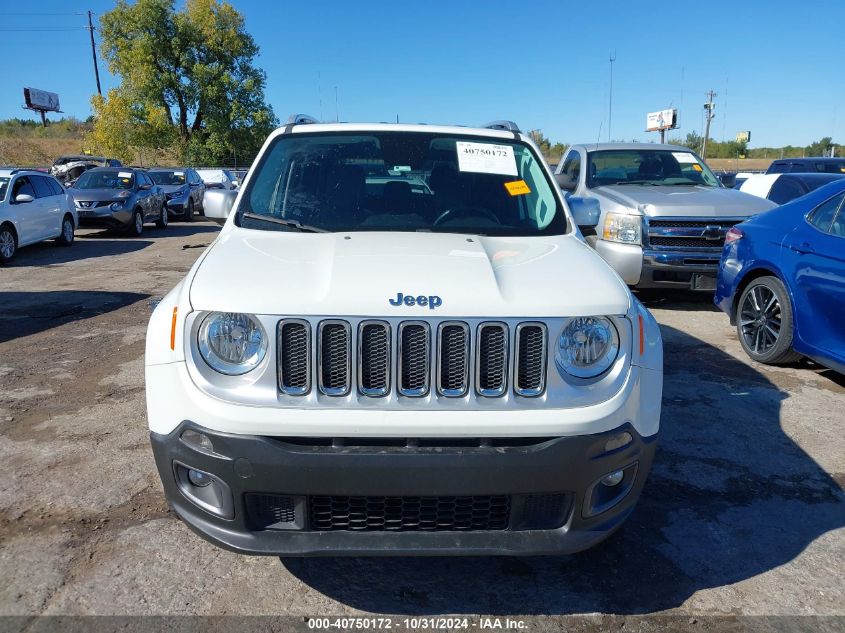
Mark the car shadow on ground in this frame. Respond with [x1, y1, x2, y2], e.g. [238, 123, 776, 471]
[635, 289, 720, 313]
[0, 290, 150, 344]
[280, 324, 844, 615]
[79, 222, 220, 241]
[1, 237, 153, 267]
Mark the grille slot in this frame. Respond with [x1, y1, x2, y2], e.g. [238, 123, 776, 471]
[437, 322, 470, 397]
[246, 493, 300, 530]
[278, 320, 311, 395]
[318, 320, 351, 396]
[515, 323, 547, 397]
[310, 495, 510, 531]
[476, 323, 508, 397]
[398, 322, 430, 397]
[358, 321, 391, 397]
[649, 236, 726, 248]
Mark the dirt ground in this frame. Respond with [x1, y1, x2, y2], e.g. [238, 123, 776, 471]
[0, 222, 842, 626]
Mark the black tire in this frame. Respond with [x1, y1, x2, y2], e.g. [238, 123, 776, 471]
[128, 209, 144, 237]
[55, 215, 75, 247]
[0, 224, 17, 263]
[185, 198, 194, 222]
[735, 276, 802, 364]
[155, 203, 168, 229]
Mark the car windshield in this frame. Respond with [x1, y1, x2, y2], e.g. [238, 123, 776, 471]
[0, 177, 9, 201]
[239, 131, 566, 236]
[150, 170, 187, 185]
[74, 169, 135, 190]
[587, 149, 721, 188]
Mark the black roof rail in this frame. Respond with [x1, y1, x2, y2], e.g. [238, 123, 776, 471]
[482, 120, 521, 133]
[285, 113, 320, 125]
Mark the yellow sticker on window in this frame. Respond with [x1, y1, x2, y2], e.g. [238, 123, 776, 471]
[504, 180, 531, 196]
[692, 164, 703, 172]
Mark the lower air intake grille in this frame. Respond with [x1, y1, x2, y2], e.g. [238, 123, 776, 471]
[246, 493, 298, 529]
[318, 321, 351, 395]
[477, 323, 508, 397]
[309, 495, 510, 531]
[399, 322, 430, 396]
[515, 324, 547, 397]
[278, 320, 310, 395]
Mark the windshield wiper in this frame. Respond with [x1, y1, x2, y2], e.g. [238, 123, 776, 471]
[241, 212, 328, 233]
[613, 180, 661, 186]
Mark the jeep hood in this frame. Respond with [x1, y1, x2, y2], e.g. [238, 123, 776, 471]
[189, 230, 631, 317]
[594, 185, 776, 217]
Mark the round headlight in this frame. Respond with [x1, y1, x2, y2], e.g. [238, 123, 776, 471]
[555, 317, 619, 378]
[198, 312, 267, 375]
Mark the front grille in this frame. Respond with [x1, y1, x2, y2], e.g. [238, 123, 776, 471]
[246, 493, 298, 529]
[318, 321, 351, 395]
[310, 495, 510, 531]
[398, 322, 430, 396]
[515, 323, 547, 397]
[649, 219, 744, 229]
[650, 236, 725, 248]
[477, 323, 508, 397]
[276, 318, 548, 400]
[278, 320, 311, 395]
[437, 322, 469, 396]
[358, 321, 390, 396]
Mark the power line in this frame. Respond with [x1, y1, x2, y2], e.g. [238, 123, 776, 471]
[0, 27, 89, 31]
[2, 11, 86, 15]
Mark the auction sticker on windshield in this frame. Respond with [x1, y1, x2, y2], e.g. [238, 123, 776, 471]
[672, 152, 698, 164]
[456, 142, 518, 176]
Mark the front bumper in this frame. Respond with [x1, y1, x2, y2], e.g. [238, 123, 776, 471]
[166, 197, 190, 215]
[76, 207, 132, 228]
[594, 240, 720, 290]
[150, 421, 657, 556]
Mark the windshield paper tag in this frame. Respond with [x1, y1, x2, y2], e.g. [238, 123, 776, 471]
[118, 171, 132, 179]
[174, 171, 184, 177]
[672, 152, 698, 164]
[504, 180, 531, 196]
[456, 142, 518, 176]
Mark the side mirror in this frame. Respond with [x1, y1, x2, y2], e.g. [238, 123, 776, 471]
[15, 193, 34, 204]
[567, 196, 601, 229]
[139, 183, 153, 190]
[555, 173, 577, 192]
[204, 189, 237, 224]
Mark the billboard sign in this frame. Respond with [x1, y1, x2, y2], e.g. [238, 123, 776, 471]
[736, 131, 751, 143]
[646, 108, 678, 132]
[23, 87, 61, 112]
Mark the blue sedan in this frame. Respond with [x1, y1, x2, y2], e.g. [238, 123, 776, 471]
[715, 179, 845, 373]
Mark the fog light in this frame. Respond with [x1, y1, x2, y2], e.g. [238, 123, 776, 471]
[180, 429, 214, 454]
[604, 431, 633, 452]
[601, 470, 624, 487]
[187, 469, 212, 487]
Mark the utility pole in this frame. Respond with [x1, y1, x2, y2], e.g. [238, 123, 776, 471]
[608, 51, 616, 142]
[87, 11, 102, 96]
[701, 90, 716, 160]
[334, 86, 339, 122]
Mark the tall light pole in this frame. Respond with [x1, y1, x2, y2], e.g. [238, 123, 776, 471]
[701, 90, 716, 160]
[87, 10, 102, 96]
[608, 51, 616, 142]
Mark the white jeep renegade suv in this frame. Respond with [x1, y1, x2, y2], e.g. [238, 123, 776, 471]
[145, 116, 663, 556]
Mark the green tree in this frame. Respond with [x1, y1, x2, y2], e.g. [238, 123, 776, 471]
[806, 137, 834, 157]
[99, 0, 276, 164]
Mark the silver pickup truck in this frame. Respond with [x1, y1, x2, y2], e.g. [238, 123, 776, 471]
[555, 143, 776, 290]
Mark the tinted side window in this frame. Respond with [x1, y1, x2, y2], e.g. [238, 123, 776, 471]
[32, 176, 54, 198]
[768, 178, 806, 205]
[769, 162, 788, 174]
[11, 177, 35, 200]
[808, 192, 845, 232]
[830, 207, 845, 238]
[557, 151, 580, 187]
[46, 177, 64, 196]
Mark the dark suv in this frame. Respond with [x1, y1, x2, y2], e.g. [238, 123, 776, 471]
[68, 168, 167, 236]
[149, 168, 206, 221]
[767, 157, 845, 174]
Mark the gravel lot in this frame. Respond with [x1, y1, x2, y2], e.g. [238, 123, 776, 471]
[0, 222, 843, 622]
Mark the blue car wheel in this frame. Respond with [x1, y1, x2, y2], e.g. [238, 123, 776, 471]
[736, 276, 801, 365]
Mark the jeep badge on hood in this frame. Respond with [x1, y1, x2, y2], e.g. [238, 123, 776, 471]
[389, 292, 442, 309]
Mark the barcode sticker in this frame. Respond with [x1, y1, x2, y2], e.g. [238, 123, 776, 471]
[456, 142, 518, 176]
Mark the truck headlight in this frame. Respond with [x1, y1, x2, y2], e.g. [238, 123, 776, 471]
[198, 312, 267, 375]
[602, 212, 642, 244]
[555, 317, 619, 378]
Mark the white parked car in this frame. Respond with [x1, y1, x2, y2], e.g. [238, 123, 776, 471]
[196, 168, 237, 190]
[0, 169, 77, 263]
[146, 117, 663, 556]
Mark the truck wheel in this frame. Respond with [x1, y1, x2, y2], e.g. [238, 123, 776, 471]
[55, 215, 75, 246]
[0, 224, 17, 263]
[155, 204, 168, 229]
[185, 199, 194, 222]
[128, 210, 144, 237]
[735, 276, 801, 364]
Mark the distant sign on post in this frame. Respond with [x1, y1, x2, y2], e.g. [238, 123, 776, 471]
[23, 87, 61, 113]
[646, 108, 678, 132]
[736, 131, 751, 143]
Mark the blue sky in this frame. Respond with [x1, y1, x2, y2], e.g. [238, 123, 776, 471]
[1, 0, 842, 148]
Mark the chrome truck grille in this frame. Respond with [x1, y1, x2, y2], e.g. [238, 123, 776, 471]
[277, 319, 548, 399]
[645, 217, 746, 250]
